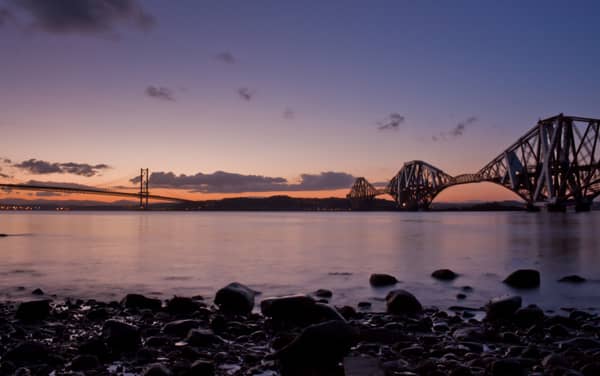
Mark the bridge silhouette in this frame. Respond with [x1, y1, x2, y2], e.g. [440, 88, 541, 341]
[0, 169, 194, 209]
[348, 114, 600, 212]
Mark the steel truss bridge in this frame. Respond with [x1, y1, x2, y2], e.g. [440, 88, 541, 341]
[0, 169, 194, 209]
[348, 114, 600, 212]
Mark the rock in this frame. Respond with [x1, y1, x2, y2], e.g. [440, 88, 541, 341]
[86, 307, 109, 321]
[121, 294, 162, 311]
[503, 269, 540, 288]
[31, 288, 44, 296]
[541, 353, 569, 369]
[314, 289, 333, 298]
[102, 320, 141, 353]
[6, 342, 49, 363]
[145, 336, 171, 348]
[558, 337, 600, 350]
[189, 360, 215, 375]
[485, 295, 522, 321]
[559, 275, 587, 283]
[214, 282, 257, 315]
[16, 299, 51, 321]
[166, 296, 200, 315]
[142, 363, 172, 376]
[185, 329, 223, 347]
[385, 289, 423, 315]
[343, 356, 385, 376]
[514, 304, 545, 327]
[272, 320, 356, 369]
[71, 354, 99, 371]
[261, 295, 345, 327]
[78, 337, 109, 359]
[162, 319, 201, 337]
[450, 366, 473, 376]
[357, 301, 372, 309]
[432, 269, 458, 281]
[456, 293, 467, 300]
[581, 363, 600, 376]
[491, 358, 526, 376]
[369, 273, 398, 287]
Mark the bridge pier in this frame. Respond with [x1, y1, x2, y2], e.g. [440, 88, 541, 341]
[575, 201, 592, 212]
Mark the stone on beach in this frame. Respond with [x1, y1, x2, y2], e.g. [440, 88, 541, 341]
[503, 269, 540, 288]
[214, 282, 258, 315]
[16, 299, 51, 321]
[314, 289, 333, 298]
[558, 275, 587, 283]
[485, 295, 522, 321]
[369, 273, 398, 287]
[102, 319, 141, 353]
[166, 296, 201, 315]
[162, 319, 202, 337]
[142, 363, 173, 376]
[121, 293, 162, 311]
[385, 289, 423, 315]
[6, 341, 50, 363]
[431, 269, 459, 281]
[261, 294, 345, 327]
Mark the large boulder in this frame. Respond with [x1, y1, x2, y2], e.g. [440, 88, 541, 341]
[514, 304, 545, 327]
[261, 295, 345, 327]
[431, 269, 459, 281]
[271, 320, 356, 372]
[503, 269, 540, 288]
[214, 282, 258, 315]
[121, 294, 162, 311]
[485, 295, 522, 321]
[385, 289, 423, 315]
[102, 320, 141, 353]
[166, 296, 201, 315]
[369, 274, 398, 287]
[16, 299, 51, 321]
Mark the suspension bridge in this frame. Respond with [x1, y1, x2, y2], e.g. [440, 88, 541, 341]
[348, 114, 600, 212]
[0, 169, 194, 209]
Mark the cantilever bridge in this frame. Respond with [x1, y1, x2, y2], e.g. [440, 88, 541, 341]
[0, 169, 194, 209]
[348, 114, 600, 212]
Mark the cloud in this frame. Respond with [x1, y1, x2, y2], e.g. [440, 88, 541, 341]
[432, 116, 478, 141]
[377, 113, 405, 131]
[25, 180, 102, 190]
[216, 51, 236, 64]
[145, 86, 175, 101]
[0, 173, 10, 179]
[129, 170, 356, 193]
[13, 159, 110, 177]
[237, 87, 255, 101]
[35, 191, 63, 197]
[13, 0, 155, 34]
[283, 108, 295, 120]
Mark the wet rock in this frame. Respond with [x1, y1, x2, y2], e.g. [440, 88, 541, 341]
[456, 293, 467, 300]
[86, 307, 109, 321]
[189, 360, 215, 375]
[6, 342, 49, 363]
[145, 336, 171, 347]
[142, 363, 172, 376]
[78, 337, 108, 359]
[541, 353, 569, 369]
[185, 329, 223, 347]
[272, 320, 356, 371]
[121, 293, 162, 311]
[214, 282, 257, 315]
[102, 319, 141, 353]
[503, 269, 540, 288]
[558, 337, 600, 350]
[514, 304, 545, 327]
[343, 356, 385, 376]
[485, 295, 522, 321]
[314, 289, 333, 298]
[581, 363, 600, 376]
[432, 269, 459, 281]
[450, 366, 473, 376]
[559, 275, 587, 283]
[369, 273, 398, 287]
[549, 324, 570, 337]
[162, 319, 201, 337]
[15, 299, 51, 321]
[166, 296, 200, 315]
[385, 289, 423, 315]
[261, 295, 345, 327]
[31, 288, 44, 296]
[71, 354, 99, 371]
[358, 301, 372, 309]
[491, 358, 526, 376]
[337, 305, 357, 320]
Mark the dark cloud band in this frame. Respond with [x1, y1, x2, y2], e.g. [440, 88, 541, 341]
[13, 159, 110, 177]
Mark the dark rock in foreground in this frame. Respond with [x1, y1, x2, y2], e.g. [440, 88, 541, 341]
[485, 295, 522, 321]
[431, 268, 459, 280]
[314, 289, 333, 298]
[166, 296, 201, 314]
[214, 282, 258, 315]
[503, 269, 540, 288]
[385, 289, 423, 315]
[261, 294, 345, 327]
[559, 275, 587, 283]
[6, 341, 50, 363]
[369, 273, 398, 287]
[102, 319, 141, 353]
[16, 299, 51, 321]
[121, 293, 162, 311]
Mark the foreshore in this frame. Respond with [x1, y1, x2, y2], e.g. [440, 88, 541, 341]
[1, 276, 599, 376]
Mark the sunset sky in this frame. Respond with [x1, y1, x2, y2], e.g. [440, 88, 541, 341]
[1, 0, 599, 203]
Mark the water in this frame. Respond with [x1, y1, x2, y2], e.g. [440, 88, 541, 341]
[0, 211, 599, 312]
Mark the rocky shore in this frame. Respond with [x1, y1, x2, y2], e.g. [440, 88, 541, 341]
[0, 271, 598, 376]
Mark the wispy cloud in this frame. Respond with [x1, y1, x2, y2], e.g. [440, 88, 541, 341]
[237, 87, 255, 101]
[145, 86, 175, 101]
[377, 113, 405, 131]
[10, 0, 155, 35]
[432, 116, 477, 141]
[13, 159, 110, 177]
[216, 51, 236, 64]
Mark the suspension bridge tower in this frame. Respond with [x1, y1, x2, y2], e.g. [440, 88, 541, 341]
[139, 168, 149, 209]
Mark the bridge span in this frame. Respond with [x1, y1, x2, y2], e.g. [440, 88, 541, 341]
[348, 114, 600, 212]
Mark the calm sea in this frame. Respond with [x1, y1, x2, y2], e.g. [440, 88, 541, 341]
[0, 211, 599, 312]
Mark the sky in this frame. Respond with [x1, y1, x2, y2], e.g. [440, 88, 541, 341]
[1, 0, 599, 203]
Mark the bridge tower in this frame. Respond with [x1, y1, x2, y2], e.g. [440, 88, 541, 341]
[139, 168, 149, 209]
[346, 177, 380, 210]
